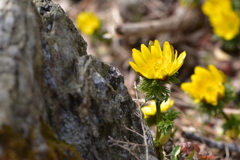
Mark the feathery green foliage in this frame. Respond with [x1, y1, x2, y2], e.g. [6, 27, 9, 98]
[157, 110, 180, 135]
[137, 74, 179, 102]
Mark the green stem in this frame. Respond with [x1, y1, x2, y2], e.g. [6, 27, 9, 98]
[156, 100, 162, 140]
[155, 100, 164, 160]
[221, 110, 229, 121]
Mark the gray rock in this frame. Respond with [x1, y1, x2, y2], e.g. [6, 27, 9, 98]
[0, 0, 157, 159]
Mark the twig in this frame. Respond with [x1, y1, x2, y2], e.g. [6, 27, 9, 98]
[124, 124, 144, 138]
[134, 81, 149, 160]
[108, 136, 148, 148]
[107, 82, 150, 160]
[183, 132, 240, 154]
[108, 136, 148, 160]
[225, 144, 230, 160]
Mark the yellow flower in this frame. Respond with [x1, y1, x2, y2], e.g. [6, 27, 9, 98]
[181, 65, 226, 106]
[210, 10, 240, 40]
[75, 12, 100, 35]
[141, 99, 174, 119]
[202, 0, 240, 40]
[129, 40, 186, 80]
[202, 0, 232, 16]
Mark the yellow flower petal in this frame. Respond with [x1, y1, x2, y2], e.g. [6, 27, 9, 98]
[194, 66, 210, 77]
[151, 46, 159, 58]
[181, 65, 226, 106]
[178, 51, 187, 60]
[202, 0, 240, 40]
[154, 40, 163, 57]
[208, 65, 226, 83]
[132, 49, 147, 68]
[75, 12, 100, 35]
[163, 42, 172, 58]
[202, 0, 232, 16]
[148, 41, 154, 50]
[141, 99, 174, 118]
[129, 40, 186, 80]
[129, 62, 145, 75]
[161, 99, 174, 112]
[141, 44, 151, 61]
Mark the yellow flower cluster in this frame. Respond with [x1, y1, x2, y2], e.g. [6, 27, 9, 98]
[75, 12, 100, 35]
[141, 99, 174, 119]
[202, 0, 240, 40]
[181, 65, 226, 106]
[129, 40, 186, 80]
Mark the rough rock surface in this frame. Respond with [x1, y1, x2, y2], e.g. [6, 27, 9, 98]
[0, 0, 157, 159]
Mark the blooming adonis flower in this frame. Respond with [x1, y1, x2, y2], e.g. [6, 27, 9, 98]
[181, 65, 226, 106]
[75, 12, 100, 35]
[129, 40, 186, 80]
[202, 0, 240, 40]
[210, 10, 240, 40]
[202, 0, 232, 16]
[141, 99, 174, 119]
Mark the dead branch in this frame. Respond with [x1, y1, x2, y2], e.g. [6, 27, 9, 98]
[134, 81, 149, 160]
[108, 136, 148, 160]
[108, 136, 148, 148]
[183, 132, 240, 154]
[124, 124, 144, 138]
[116, 6, 199, 37]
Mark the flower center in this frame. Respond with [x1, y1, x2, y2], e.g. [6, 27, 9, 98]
[145, 57, 168, 71]
[206, 86, 214, 93]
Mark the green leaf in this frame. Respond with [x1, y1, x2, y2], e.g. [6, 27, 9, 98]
[169, 73, 180, 84]
[232, 0, 240, 11]
[171, 157, 178, 160]
[171, 145, 181, 158]
[198, 101, 224, 118]
[222, 34, 240, 51]
[186, 150, 195, 160]
[137, 74, 180, 103]
[137, 77, 170, 102]
[223, 80, 237, 104]
[154, 140, 160, 147]
[222, 114, 240, 132]
[157, 110, 180, 135]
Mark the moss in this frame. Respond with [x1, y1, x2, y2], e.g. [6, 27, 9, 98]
[40, 120, 83, 160]
[0, 123, 83, 160]
[0, 126, 35, 160]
